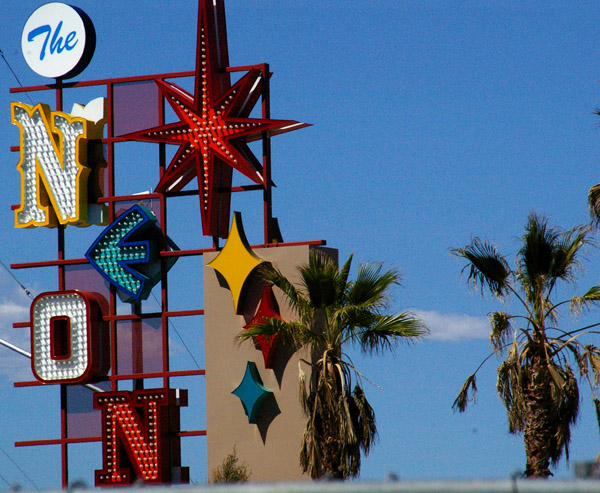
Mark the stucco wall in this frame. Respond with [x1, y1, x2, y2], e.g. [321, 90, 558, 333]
[204, 244, 337, 482]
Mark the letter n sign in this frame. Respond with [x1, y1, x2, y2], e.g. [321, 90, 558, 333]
[11, 101, 102, 228]
[94, 389, 189, 486]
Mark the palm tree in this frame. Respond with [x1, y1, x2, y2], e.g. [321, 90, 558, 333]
[238, 251, 426, 479]
[452, 213, 600, 478]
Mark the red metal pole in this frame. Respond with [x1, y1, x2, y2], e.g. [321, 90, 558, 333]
[161, 194, 170, 389]
[132, 302, 144, 390]
[106, 82, 118, 393]
[262, 64, 272, 244]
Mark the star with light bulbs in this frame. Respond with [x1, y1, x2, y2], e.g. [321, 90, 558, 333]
[120, 1, 308, 237]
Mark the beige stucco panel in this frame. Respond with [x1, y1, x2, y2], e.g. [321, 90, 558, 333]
[204, 244, 337, 482]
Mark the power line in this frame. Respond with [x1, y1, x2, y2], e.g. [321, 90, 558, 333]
[0, 259, 34, 300]
[0, 338, 104, 393]
[150, 291, 202, 370]
[0, 445, 39, 491]
[0, 48, 33, 104]
[0, 470, 11, 488]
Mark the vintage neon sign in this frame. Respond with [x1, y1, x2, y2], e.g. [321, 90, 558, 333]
[94, 389, 189, 486]
[85, 204, 179, 303]
[120, 2, 308, 238]
[21, 2, 96, 79]
[11, 101, 105, 228]
[30, 290, 109, 384]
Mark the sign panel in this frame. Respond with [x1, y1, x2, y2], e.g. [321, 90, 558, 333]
[21, 2, 96, 79]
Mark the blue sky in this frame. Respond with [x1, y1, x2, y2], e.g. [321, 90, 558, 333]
[2, 1, 600, 488]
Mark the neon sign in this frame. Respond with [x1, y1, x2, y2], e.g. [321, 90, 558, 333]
[21, 2, 96, 79]
[30, 290, 109, 384]
[120, 6, 308, 238]
[11, 101, 105, 228]
[8, 0, 314, 486]
[94, 389, 189, 486]
[85, 204, 179, 303]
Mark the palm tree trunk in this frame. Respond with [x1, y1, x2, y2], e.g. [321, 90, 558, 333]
[523, 345, 554, 478]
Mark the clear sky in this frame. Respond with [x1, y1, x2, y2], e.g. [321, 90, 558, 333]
[2, 1, 600, 489]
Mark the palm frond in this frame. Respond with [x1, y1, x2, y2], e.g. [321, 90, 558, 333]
[260, 263, 311, 318]
[547, 361, 565, 389]
[517, 213, 559, 285]
[496, 341, 526, 434]
[346, 263, 400, 310]
[550, 364, 579, 466]
[237, 317, 308, 349]
[301, 252, 341, 309]
[300, 424, 322, 479]
[588, 182, 600, 226]
[571, 286, 600, 314]
[351, 385, 377, 454]
[490, 311, 513, 354]
[338, 253, 354, 295]
[550, 225, 591, 282]
[573, 345, 589, 380]
[594, 398, 600, 431]
[585, 345, 600, 387]
[451, 238, 511, 298]
[356, 312, 427, 354]
[453, 373, 477, 413]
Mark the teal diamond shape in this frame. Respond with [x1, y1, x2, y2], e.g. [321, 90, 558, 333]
[232, 362, 272, 424]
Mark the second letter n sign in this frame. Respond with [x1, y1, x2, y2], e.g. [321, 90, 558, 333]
[94, 389, 189, 486]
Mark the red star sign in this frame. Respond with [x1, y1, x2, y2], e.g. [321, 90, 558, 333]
[244, 285, 282, 369]
[120, 0, 308, 238]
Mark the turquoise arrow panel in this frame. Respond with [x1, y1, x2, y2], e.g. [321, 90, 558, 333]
[85, 204, 177, 303]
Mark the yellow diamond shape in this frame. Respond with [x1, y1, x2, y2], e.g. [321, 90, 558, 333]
[207, 212, 264, 313]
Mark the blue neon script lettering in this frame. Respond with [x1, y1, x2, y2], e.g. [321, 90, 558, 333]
[28, 21, 78, 61]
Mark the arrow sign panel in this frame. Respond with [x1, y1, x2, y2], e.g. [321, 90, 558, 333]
[85, 204, 178, 303]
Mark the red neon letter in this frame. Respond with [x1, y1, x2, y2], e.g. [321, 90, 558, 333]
[94, 389, 189, 486]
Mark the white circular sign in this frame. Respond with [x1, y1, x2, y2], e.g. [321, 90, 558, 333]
[21, 2, 95, 79]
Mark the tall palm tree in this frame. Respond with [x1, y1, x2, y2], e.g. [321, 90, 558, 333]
[452, 213, 600, 478]
[238, 251, 426, 479]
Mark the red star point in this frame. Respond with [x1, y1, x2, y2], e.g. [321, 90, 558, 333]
[244, 285, 282, 369]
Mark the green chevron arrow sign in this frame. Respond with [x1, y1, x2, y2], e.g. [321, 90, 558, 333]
[85, 204, 178, 302]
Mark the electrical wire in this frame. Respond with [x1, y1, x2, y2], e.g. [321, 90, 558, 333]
[0, 257, 38, 490]
[0, 260, 34, 300]
[150, 291, 202, 370]
[0, 48, 33, 104]
[0, 445, 39, 490]
[0, 470, 11, 489]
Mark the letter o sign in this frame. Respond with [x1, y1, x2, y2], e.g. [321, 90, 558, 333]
[30, 290, 108, 384]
